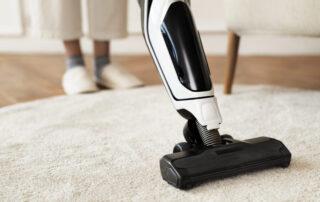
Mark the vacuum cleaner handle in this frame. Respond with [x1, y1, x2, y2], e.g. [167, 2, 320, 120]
[139, 0, 222, 130]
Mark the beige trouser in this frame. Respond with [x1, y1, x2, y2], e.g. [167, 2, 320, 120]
[29, 0, 128, 40]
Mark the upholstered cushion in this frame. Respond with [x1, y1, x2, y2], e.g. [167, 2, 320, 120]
[224, 0, 320, 36]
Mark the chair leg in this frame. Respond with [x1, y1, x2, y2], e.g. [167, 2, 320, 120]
[224, 32, 240, 94]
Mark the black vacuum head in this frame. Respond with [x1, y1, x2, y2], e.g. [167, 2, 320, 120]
[160, 137, 291, 189]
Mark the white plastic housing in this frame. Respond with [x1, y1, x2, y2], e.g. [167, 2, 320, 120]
[142, 0, 222, 130]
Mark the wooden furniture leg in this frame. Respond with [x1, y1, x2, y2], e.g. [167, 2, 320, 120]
[224, 32, 240, 94]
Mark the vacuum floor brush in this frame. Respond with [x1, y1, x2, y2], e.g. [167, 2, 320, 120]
[138, 0, 291, 189]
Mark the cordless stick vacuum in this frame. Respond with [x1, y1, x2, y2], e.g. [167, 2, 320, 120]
[138, 0, 291, 189]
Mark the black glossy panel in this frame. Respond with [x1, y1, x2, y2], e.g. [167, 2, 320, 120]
[161, 2, 212, 91]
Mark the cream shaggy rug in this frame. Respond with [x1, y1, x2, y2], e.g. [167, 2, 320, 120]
[0, 85, 319, 201]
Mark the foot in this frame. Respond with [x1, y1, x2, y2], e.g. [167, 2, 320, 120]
[62, 66, 98, 95]
[94, 63, 143, 89]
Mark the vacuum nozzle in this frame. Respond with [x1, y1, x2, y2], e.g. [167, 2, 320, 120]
[160, 137, 291, 189]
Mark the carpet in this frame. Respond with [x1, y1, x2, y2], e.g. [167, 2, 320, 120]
[0, 85, 319, 201]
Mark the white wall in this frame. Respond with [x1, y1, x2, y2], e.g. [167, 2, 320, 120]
[0, 0, 23, 36]
[0, 0, 320, 55]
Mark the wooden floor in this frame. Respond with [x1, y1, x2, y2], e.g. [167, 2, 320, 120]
[0, 54, 320, 107]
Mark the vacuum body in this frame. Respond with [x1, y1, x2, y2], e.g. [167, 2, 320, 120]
[138, 0, 291, 189]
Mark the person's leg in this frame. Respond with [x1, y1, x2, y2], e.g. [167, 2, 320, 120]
[63, 40, 85, 70]
[93, 40, 110, 57]
[62, 39, 98, 94]
[88, 0, 143, 89]
[29, 0, 83, 39]
[87, 0, 128, 40]
[92, 39, 143, 89]
[64, 40, 82, 57]
[29, 0, 97, 94]
[54, 2, 99, 95]
[93, 40, 111, 79]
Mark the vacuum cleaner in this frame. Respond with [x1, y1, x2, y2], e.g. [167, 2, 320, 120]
[138, 0, 291, 189]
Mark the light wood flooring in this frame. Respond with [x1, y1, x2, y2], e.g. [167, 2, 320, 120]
[0, 54, 319, 107]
